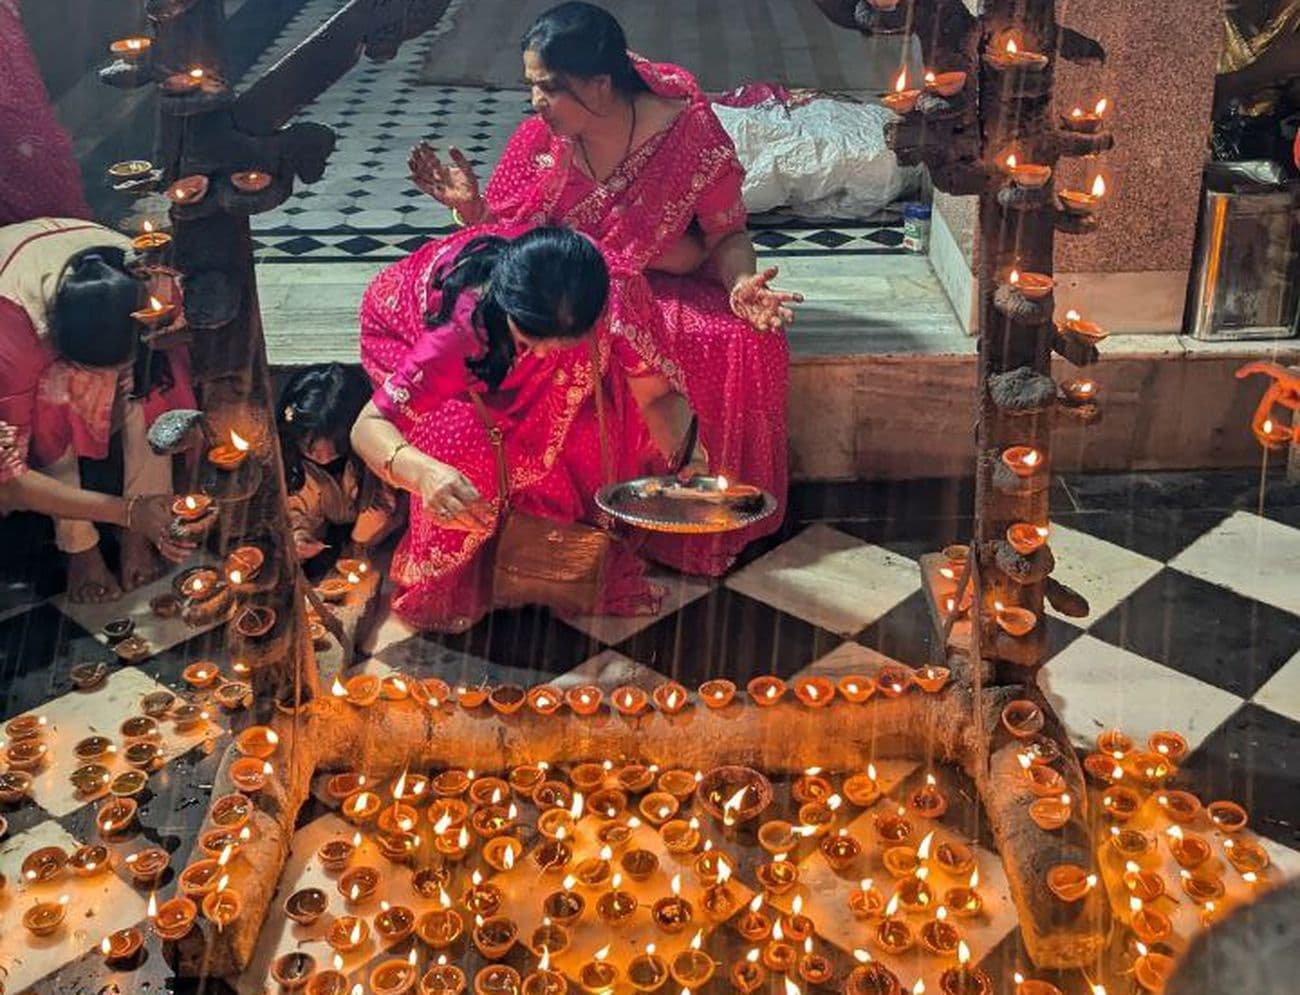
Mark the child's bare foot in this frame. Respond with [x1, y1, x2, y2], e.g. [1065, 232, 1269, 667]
[120, 531, 169, 591]
[67, 547, 122, 604]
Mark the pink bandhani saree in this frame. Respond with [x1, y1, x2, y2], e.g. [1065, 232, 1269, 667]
[361, 234, 669, 631]
[481, 55, 788, 576]
[0, 2, 90, 225]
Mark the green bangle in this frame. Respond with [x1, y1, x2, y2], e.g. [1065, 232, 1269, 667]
[451, 207, 466, 228]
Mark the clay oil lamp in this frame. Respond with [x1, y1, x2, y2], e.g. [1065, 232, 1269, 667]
[779, 894, 815, 943]
[131, 221, 172, 252]
[1156, 790, 1201, 825]
[1013, 974, 1063, 995]
[411, 676, 451, 709]
[731, 948, 767, 994]
[1023, 761, 1066, 798]
[762, 918, 798, 972]
[1029, 793, 1073, 831]
[161, 66, 213, 93]
[24, 895, 70, 936]
[576, 946, 617, 994]
[627, 943, 670, 992]
[372, 957, 421, 995]
[920, 905, 961, 956]
[203, 881, 242, 930]
[233, 725, 279, 760]
[1134, 943, 1176, 993]
[378, 801, 420, 838]
[923, 68, 967, 97]
[1101, 785, 1142, 822]
[798, 794, 841, 836]
[984, 32, 1049, 70]
[527, 685, 563, 716]
[1128, 895, 1171, 946]
[211, 791, 253, 830]
[224, 544, 265, 587]
[699, 678, 737, 708]
[230, 757, 273, 793]
[1059, 378, 1099, 406]
[1180, 867, 1225, 904]
[70, 660, 110, 690]
[1107, 826, 1152, 860]
[316, 576, 351, 603]
[702, 860, 742, 922]
[284, 886, 328, 926]
[620, 847, 660, 882]
[110, 769, 149, 797]
[651, 818, 696, 859]
[653, 679, 690, 715]
[1166, 825, 1211, 869]
[148, 594, 180, 620]
[123, 738, 163, 771]
[533, 836, 573, 873]
[737, 893, 773, 940]
[793, 675, 835, 708]
[529, 918, 571, 957]
[178, 857, 224, 900]
[993, 601, 1039, 637]
[422, 958, 468, 995]
[542, 875, 586, 926]
[822, 834, 869, 883]
[471, 803, 517, 839]
[1006, 522, 1051, 556]
[100, 926, 145, 966]
[23, 846, 68, 884]
[1131, 750, 1176, 786]
[792, 767, 833, 804]
[1007, 267, 1054, 300]
[596, 818, 636, 851]
[234, 605, 276, 639]
[838, 674, 875, 703]
[909, 774, 949, 819]
[1045, 864, 1096, 902]
[1148, 730, 1189, 765]
[483, 835, 523, 873]
[570, 762, 607, 793]
[759, 818, 798, 854]
[911, 664, 950, 694]
[747, 674, 786, 707]
[1062, 97, 1109, 133]
[270, 951, 316, 991]
[936, 840, 976, 878]
[895, 871, 935, 914]
[208, 429, 251, 470]
[1057, 174, 1107, 217]
[520, 951, 568, 995]
[657, 767, 698, 800]
[846, 954, 901, 995]
[875, 807, 914, 844]
[875, 663, 913, 698]
[463, 870, 504, 918]
[110, 35, 152, 59]
[172, 492, 213, 523]
[178, 567, 222, 606]
[152, 893, 198, 940]
[473, 914, 520, 959]
[70, 763, 112, 798]
[1207, 799, 1248, 833]
[844, 765, 883, 807]
[1096, 728, 1132, 756]
[182, 659, 221, 690]
[455, 683, 491, 709]
[537, 808, 576, 843]
[175, 702, 212, 733]
[342, 789, 382, 824]
[883, 843, 921, 879]
[123, 846, 170, 887]
[410, 863, 451, 900]
[798, 937, 834, 986]
[756, 852, 800, 895]
[417, 899, 465, 949]
[489, 683, 527, 715]
[565, 684, 603, 715]
[881, 68, 921, 115]
[68, 843, 110, 878]
[944, 869, 983, 918]
[316, 810, 360, 851]
[1123, 861, 1166, 903]
[639, 790, 679, 826]
[1001, 153, 1052, 190]
[670, 931, 715, 988]
[474, 966, 521, 995]
[874, 896, 915, 954]
[532, 780, 573, 810]
[596, 873, 639, 927]
[432, 768, 472, 799]
[165, 175, 209, 209]
[699, 765, 772, 826]
[1222, 836, 1270, 875]
[228, 169, 273, 194]
[611, 684, 649, 717]
[340, 864, 381, 907]
[650, 873, 694, 933]
[850, 878, 886, 919]
[939, 942, 992, 995]
[618, 763, 656, 794]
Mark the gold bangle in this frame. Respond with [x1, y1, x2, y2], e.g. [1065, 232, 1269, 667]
[384, 441, 411, 480]
[124, 494, 143, 531]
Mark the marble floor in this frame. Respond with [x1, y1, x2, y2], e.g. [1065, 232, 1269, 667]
[0, 467, 1297, 994]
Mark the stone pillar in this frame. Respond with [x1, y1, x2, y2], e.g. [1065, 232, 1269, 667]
[930, 0, 1223, 335]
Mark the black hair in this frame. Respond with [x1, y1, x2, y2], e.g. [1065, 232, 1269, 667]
[277, 363, 371, 493]
[426, 227, 609, 391]
[522, 2, 650, 97]
[52, 246, 175, 399]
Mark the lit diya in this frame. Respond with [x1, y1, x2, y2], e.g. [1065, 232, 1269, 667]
[874, 902, 915, 954]
[422, 959, 468, 995]
[1006, 522, 1050, 555]
[1207, 800, 1248, 833]
[919, 906, 961, 956]
[1057, 175, 1107, 216]
[577, 946, 617, 994]
[924, 69, 967, 97]
[652, 680, 690, 714]
[850, 879, 886, 919]
[914, 665, 950, 693]
[747, 675, 786, 706]
[165, 175, 208, 206]
[875, 663, 913, 698]
[24, 895, 70, 936]
[527, 685, 563, 715]
[846, 957, 902, 995]
[202, 884, 242, 929]
[474, 966, 521, 995]
[110, 36, 152, 58]
[1134, 945, 1176, 993]
[1006, 269, 1054, 300]
[596, 875, 639, 927]
[730, 949, 767, 994]
[473, 915, 520, 958]
[699, 678, 736, 708]
[1001, 153, 1052, 189]
[798, 937, 835, 986]
[1059, 378, 1098, 405]
[1001, 699, 1045, 738]
[208, 429, 251, 470]
[230, 757, 273, 793]
[658, 768, 698, 800]
[756, 854, 799, 895]
[74, 733, 115, 762]
[271, 952, 316, 990]
[993, 602, 1038, 637]
[1165, 826, 1211, 869]
[1223, 837, 1270, 875]
[881, 69, 921, 115]
[417, 904, 465, 949]
[131, 222, 171, 252]
[69, 843, 110, 877]
[839, 674, 875, 703]
[1045, 864, 1096, 902]
[944, 869, 983, 918]
[565, 684, 603, 715]
[1156, 789, 1201, 824]
[1180, 868, 1225, 904]
[372, 958, 421, 995]
[1062, 97, 1109, 133]
[231, 170, 273, 193]
[1028, 793, 1072, 831]
[939, 941, 992, 995]
[669, 932, 715, 988]
[1058, 308, 1108, 342]
[101, 926, 145, 965]
[908, 774, 948, 819]
[96, 797, 138, 837]
[153, 895, 198, 940]
[612, 684, 649, 716]
[23, 846, 68, 883]
[793, 675, 835, 707]
[123, 847, 170, 887]
[1128, 896, 1171, 946]
[984, 32, 1049, 70]
[844, 766, 883, 807]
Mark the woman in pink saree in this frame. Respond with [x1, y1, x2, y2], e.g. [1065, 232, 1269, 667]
[354, 227, 707, 632]
[403, 1, 800, 576]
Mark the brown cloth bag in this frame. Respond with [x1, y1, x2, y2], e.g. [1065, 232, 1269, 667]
[468, 344, 615, 616]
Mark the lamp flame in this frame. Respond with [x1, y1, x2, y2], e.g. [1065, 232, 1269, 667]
[1090, 174, 1107, 198]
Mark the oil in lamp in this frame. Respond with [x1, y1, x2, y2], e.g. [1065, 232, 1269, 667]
[875, 806, 913, 844]
[944, 869, 983, 918]
[372, 953, 421, 995]
[939, 942, 992, 995]
[152, 892, 198, 940]
[798, 937, 834, 986]
[208, 429, 251, 470]
[874, 895, 914, 954]
[881, 68, 921, 115]
[846, 950, 902, 995]
[756, 850, 800, 895]
[1001, 153, 1052, 189]
[1165, 825, 1211, 869]
[101, 926, 145, 965]
[1058, 175, 1107, 216]
[669, 930, 715, 988]
[417, 890, 465, 949]
[596, 872, 638, 927]
[1222, 837, 1270, 875]
[1128, 896, 1171, 945]
[1155, 789, 1201, 824]
[110, 36, 152, 58]
[762, 916, 798, 972]
[578, 946, 618, 994]
[423, 956, 468, 995]
[1134, 943, 1175, 993]
[844, 764, 882, 807]
[575, 845, 615, 887]
[1123, 861, 1165, 903]
[908, 774, 948, 819]
[327, 914, 371, 954]
[202, 877, 242, 930]
[23, 895, 70, 936]
[653, 680, 690, 714]
[1100, 785, 1142, 821]
[1148, 730, 1189, 764]
[1180, 867, 1225, 904]
[1028, 793, 1072, 831]
[702, 858, 741, 921]
[473, 914, 520, 959]
[792, 767, 833, 804]
[620, 847, 660, 881]
[731, 948, 767, 993]
[1207, 800, 1248, 833]
[661, 817, 701, 854]
[737, 893, 773, 940]
[474, 966, 522, 995]
[821, 827, 863, 871]
[920, 906, 961, 956]
[628, 943, 669, 992]
[1045, 864, 1097, 902]
[651, 873, 693, 933]
[849, 878, 886, 919]
[1062, 97, 1109, 133]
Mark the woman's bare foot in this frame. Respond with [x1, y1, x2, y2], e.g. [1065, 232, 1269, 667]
[67, 547, 122, 604]
[119, 530, 169, 592]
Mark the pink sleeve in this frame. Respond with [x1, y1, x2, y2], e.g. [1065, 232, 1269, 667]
[0, 299, 51, 476]
[0, 420, 28, 484]
[484, 117, 553, 224]
[372, 298, 478, 432]
[695, 159, 747, 237]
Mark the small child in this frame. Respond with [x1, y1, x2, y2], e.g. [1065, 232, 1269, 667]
[277, 363, 398, 561]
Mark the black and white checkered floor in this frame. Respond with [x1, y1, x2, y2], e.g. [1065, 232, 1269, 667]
[242, 0, 909, 265]
[0, 467, 1297, 993]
